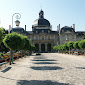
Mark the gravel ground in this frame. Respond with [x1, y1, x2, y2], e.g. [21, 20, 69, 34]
[0, 53, 85, 85]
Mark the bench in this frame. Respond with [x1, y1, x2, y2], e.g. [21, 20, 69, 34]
[0, 62, 7, 69]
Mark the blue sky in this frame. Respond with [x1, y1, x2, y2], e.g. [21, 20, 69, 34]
[0, 0, 85, 31]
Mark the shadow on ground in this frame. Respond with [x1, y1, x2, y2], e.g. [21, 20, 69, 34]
[1, 67, 12, 73]
[32, 59, 57, 61]
[30, 66, 63, 70]
[17, 80, 70, 85]
[33, 62, 57, 64]
[0, 76, 16, 80]
[76, 67, 85, 69]
[34, 57, 46, 60]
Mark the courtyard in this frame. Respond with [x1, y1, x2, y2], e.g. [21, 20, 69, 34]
[0, 53, 85, 85]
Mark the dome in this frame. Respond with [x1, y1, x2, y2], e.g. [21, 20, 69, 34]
[32, 10, 50, 27]
[33, 18, 50, 27]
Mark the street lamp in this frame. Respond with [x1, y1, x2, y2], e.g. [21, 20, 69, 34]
[11, 13, 21, 64]
[12, 13, 21, 28]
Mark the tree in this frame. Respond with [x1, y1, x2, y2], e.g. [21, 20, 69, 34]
[53, 46, 57, 51]
[78, 39, 85, 54]
[0, 28, 5, 44]
[73, 41, 80, 49]
[0, 42, 9, 53]
[3, 32, 25, 65]
[29, 44, 35, 55]
[22, 36, 30, 51]
[73, 41, 80, 55]
[67, 41, 74, 54]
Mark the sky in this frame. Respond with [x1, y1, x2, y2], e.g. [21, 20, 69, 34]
[0, 0, 85, 31]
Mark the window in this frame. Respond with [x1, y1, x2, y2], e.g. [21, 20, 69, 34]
[42, 36, 44, 40]
[72, 36, 74, 39]
[48, 35, 50, 40]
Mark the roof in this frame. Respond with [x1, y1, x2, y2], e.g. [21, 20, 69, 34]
[60, 26, 75, 33]
[32, 10, 50, 27]
[27, 29, 58, 34]
[76, 31, 85, 36]
[33, 18, 50, 27]
[11, 27, 28, 35]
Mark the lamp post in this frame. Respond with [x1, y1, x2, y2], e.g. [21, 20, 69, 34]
[12, 13, 21, 28]
[11, 13, 21, 64]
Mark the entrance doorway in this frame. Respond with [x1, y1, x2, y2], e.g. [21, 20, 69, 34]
[47, 43, 51, 52]
[41, 44, 45, 52]
[35, 44, 39, 52]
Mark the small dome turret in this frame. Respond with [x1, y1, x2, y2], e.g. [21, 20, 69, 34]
[32, 10, 50, 27]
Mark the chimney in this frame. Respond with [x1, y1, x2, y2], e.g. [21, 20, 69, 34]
[71, 26, 72, 28]
[25, 25, 26, 31]
[9, 25, 11, 33]
[57, 26, 59, 31]
[73, 24, 75, 30]
[59, 24, 60, 33]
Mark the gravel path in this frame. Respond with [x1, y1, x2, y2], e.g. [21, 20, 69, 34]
[0, 53, 85, 85]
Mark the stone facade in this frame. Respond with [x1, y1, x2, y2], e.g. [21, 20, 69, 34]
[11, 10, 85, 53]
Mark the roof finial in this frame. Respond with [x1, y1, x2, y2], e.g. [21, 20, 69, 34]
[39, 9, 44, 18]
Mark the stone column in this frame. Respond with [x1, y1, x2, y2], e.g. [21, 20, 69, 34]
[45, 43, 47, 52]
[39, 43, 41, 52]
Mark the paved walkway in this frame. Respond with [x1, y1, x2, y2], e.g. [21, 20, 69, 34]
[0, 53, 85, 85]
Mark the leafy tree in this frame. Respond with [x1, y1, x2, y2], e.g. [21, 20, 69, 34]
[0, 28, 5, 44]
[0, 42, 9, 53]
[3, 32, 25, 50]
[67, 41, 74, 54]
[22, 36, 30, 51]
[78, 40, 85, 49]
[3, 32, 25, 65]
[73, 41, 80, 49]
[73, 41, 80, 55]
[64, 43, 69, 50]
[53, 46, 57, 51]
[28, 44, 35, 55]
[78, 40, 85, 54]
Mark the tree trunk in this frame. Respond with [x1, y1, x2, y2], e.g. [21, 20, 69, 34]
[11, 50, 14, 64]
[69, 47, 70, 54]
[77, 49, 78, 55]
[9, 49, 12, 65]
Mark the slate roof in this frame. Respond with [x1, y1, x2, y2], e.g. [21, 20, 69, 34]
[11, 27, 28, 35]
[27, 29, 58, 34]
[12, 27, 24, 32]
[33, 18, 50, 27]
[60, 26, 75, 33]
[76, 31, 85, 36]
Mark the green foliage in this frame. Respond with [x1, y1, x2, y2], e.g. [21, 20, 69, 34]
[78, 39, 85, 49]
[29, 44, 35, 51]
[73, 41, 80, 49]
[53, 46, 57, 50]
[22, 36, 30, 51]
[3, 32, 25, 50]
[67, 41, 74, 49]
[0, 28, 5, 44]
[63, 43, 69, 50]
